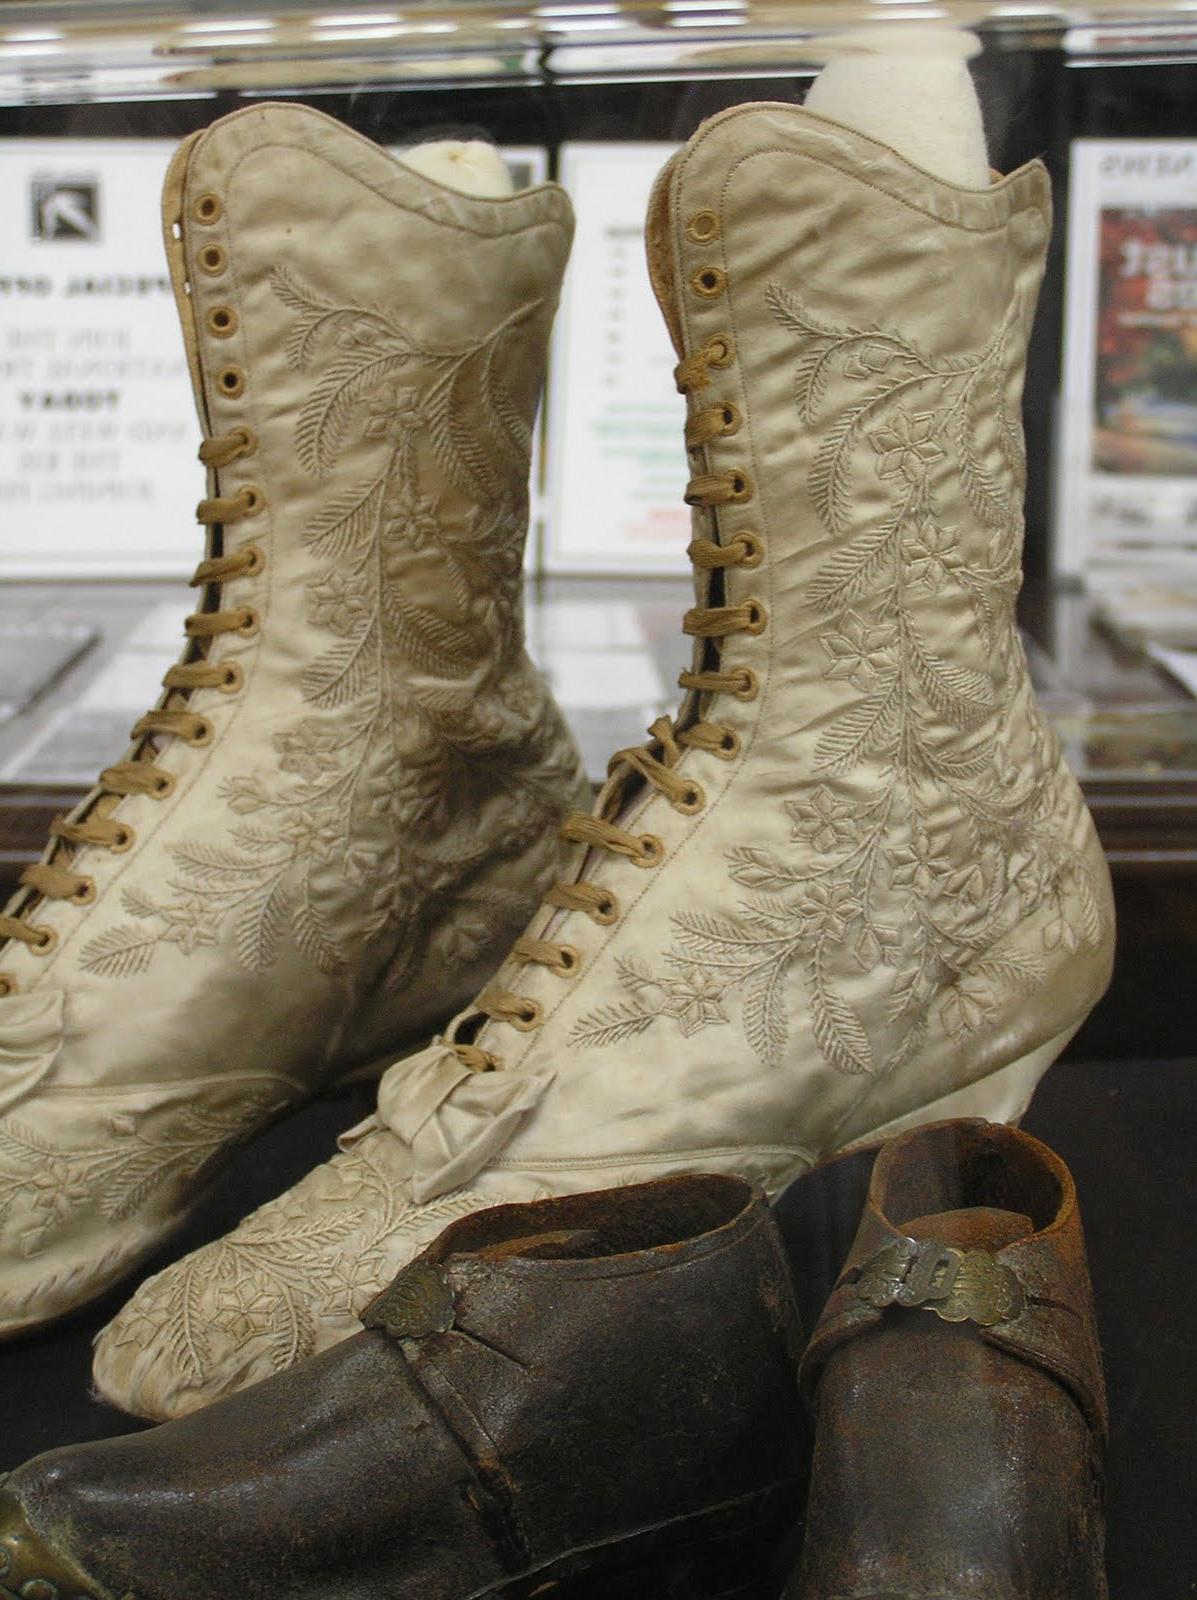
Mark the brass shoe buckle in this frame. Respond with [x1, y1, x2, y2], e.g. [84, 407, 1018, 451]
[854, 1236, 1025, 1327]
[361, 1259, 456, 1342]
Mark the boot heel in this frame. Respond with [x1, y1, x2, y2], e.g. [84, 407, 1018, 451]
[851, 1020, 1081, 1146]
[498, 1483, 797, 1600]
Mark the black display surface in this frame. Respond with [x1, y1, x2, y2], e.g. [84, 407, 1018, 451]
[0, 1057, 1191, 1600]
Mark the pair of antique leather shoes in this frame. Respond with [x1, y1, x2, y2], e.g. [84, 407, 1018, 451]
[0, 1120, 1106, 1599]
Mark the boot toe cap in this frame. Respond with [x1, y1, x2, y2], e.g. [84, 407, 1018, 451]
[0, 1482, 111, 1600]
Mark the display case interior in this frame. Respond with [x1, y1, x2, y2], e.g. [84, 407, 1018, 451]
[0, 8, 1194, 1597]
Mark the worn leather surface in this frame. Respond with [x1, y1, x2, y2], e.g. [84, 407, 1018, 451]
[3, 1176, 806, 1600]
[96, 100, 1115, 1422]
[0, 102, 588, 1340]
[793, 1119, 1108, 1598]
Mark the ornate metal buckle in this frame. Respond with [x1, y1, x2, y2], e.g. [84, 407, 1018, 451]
[854, 1236, 1025, 1326]
[361, 1259, 456, 1341]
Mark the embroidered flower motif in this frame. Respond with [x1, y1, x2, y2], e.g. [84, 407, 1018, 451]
[274, 723, 342, 785]
[787, 787, 858, 853]
[320, 1253, 380, 1318]
[214, 1278, 281, 1342]
[27, 1159, 77, 1232]
[795, 883, 862, 942]
[336, 313, 382, 352]
[309, 571, 370, 635]
[279, 811, 342, 862]
[940, 973, 995, 1036]
[660, 969, 729, 1037]
[364, 383, 422, 444]
[890, 827, 953, 898]
[158, 899, 218, 957]
[870, 410, 944, 482]
[821, 612, 898, 693]
[382, 481, 441, 550]
[844, 341, 904, 379]
[903, 517, 960, 589]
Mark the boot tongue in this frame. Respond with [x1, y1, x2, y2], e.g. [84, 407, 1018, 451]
[900, 1208, 1034, 1252]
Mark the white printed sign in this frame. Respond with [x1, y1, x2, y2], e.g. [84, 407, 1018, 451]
[0, 139, 198, 578]
[1058, 139, 1197, 579]
[545, 142, 689, 574]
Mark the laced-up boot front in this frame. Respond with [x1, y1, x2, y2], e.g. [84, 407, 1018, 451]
[0, 102, 587, 1338]
[95, 101, 1114, 1422]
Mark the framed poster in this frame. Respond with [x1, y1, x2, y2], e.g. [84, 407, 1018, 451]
[1058, 139, 1197, 579]
[0, 139, 200, 578]
[545, 141, 690, 575]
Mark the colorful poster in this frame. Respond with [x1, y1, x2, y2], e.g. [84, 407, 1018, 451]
[545, 142, 689, 574]
[1058, 140, 1197, 577]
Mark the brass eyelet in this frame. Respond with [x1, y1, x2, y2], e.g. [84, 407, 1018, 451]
[207, 305, 238, 338]
[686, 209, 721, 244]
[719, 401, 742, 437]
[691, 266, 727, 299]
[193, 192, 222, 224]
[237, 605, 260, 637]
[239, 541, 266, 574]
[735, 531, 764, 568]
[512, 999, 544, 1032]
[217, 365, 245, 400]
[636, 834, 665, 868]
[551, 945, 582, 978]
[715, 728, 742, 760]
[153, 772, 177, 799]
[70, 877, 97, 906]
[219, 661, 246, 694]
[733, 667, 759, 701]
[728, 469, 753, 503]
[30, 925, 58, 956]
[591, 891, 620, 926]
[110, 823, 136, 852]
[199, 243, 226, 275]
[0, 974, 17, 996]
[239, 486, 265, 517]
[230, 424, 258, 457]
[743, 599, 768, 635]
[188, 717, 214, 747]
[705, 333, 735, 368]
[673, 782, 706, 816]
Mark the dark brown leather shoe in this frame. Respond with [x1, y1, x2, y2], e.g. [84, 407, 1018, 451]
[0, 1174, 805, 1600]
[789, 1119, 1108, 1600]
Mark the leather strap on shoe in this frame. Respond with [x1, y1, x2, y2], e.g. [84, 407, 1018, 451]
[800, 1120, 1109, 1439]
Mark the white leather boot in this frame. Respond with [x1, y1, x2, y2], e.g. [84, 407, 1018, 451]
[0, 103, 587, 1337]
[95, 101, 1113, 1421]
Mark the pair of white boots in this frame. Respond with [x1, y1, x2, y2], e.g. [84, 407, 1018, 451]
[0, 60, 1113, 1422]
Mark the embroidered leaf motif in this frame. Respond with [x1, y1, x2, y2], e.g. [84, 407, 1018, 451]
[300, 623, 378, 710]
[121, 887, 160, 920]
[810, 955, 873, 1076]
[86, 270, 575, 998]
[726, 847, 804, 892]
[742, 959, 789, 1068]
[808, 519, 899, 612]
[79, 924, 157, 979]
[304, 479, 386, 562]
[568, 1003, 659, 1050]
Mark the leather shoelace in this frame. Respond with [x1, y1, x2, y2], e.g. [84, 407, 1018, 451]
[0, 427, 263, 972]
[454, 332, 764, 1073]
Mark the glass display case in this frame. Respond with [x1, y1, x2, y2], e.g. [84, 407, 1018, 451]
[0, 7, 1193, 1597]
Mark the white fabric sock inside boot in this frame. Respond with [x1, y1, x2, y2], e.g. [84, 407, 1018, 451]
[398, 139, 514, 198]
[805, 27, 990, 189]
